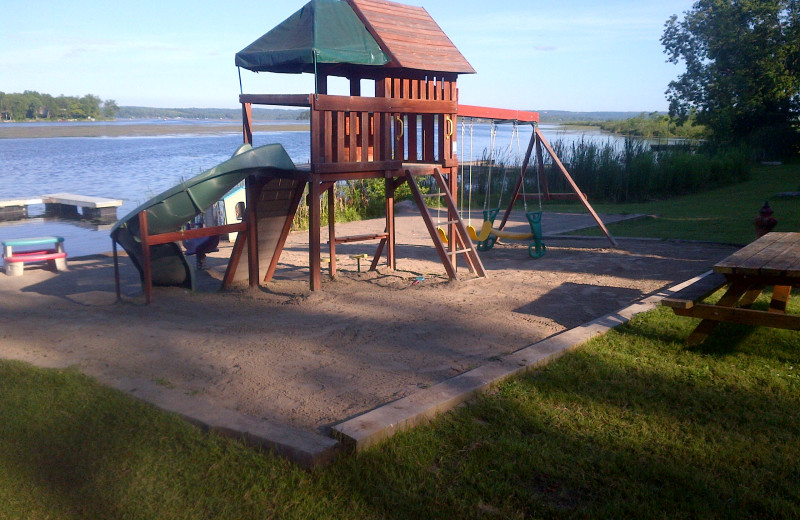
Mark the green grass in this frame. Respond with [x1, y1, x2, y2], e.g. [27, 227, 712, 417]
[546, 162, 800, 244]
[2, 291, 798, 519]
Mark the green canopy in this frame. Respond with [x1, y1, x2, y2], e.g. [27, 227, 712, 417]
[235, 0, 390, 74]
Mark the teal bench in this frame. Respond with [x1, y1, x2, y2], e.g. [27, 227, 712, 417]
[2, 236, 68, 276]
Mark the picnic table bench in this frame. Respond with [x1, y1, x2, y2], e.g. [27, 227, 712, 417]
[662, 232, 800, 345]
[2, 236, 68, 276]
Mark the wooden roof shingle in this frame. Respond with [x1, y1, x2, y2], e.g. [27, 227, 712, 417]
[346, 0, 476, 74]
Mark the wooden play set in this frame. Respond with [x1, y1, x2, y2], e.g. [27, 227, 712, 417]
[115, 0, 614, 301]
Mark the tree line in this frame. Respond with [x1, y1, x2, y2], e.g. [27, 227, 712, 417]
[662, 0, 800, 159]
[0, 91, 118, 121]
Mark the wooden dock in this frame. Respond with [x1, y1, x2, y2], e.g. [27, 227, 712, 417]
[0, 193, 123, 223]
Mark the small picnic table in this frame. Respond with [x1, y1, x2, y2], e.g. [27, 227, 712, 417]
[670, 232, 800, 344]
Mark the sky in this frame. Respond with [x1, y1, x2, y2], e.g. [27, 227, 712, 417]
[1, 0, 696, 113]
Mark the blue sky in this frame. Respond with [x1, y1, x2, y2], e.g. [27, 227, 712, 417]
[1, 0, 695, 112]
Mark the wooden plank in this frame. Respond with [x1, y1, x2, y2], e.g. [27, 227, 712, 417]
[661, 272, 728, 309]
[760, 234, 800, 276]
[349, 112, 358, 162]
[313, 161, 401, 174]
[336, 111, 346, 163]
[736, 232, 797, 273]
[242, 103, 253, 145]
[313, 94, 457, 115]
[323, 111, 333, 163]
[361, 112, 370, 162]
[459, 105, 540, 123]
[673, 304, 800, 330]
[334, 233, 390, 244]
[239, 94, 311, 107]
[146, 223, 247, 246]
[346, 0, 475, 74]
[714, 232, 785, 274]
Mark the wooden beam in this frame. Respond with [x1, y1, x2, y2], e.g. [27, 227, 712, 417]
[458, 105, 539, 123]
[535, 127, 618, 247]
[138, 211, 153, 304]
[246, 176, 260, 287]
[309, 176, 322, 290]
[242, 103, 253, 145]
[312, 94, 457, 115]
[239, 94, 312, 107]
[499, 128, 537, 229]
[145, 223, 247, 246]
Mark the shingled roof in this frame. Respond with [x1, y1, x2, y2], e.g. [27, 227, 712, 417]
[347, 0, 475, 74]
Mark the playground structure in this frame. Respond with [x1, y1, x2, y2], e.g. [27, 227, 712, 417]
[113, 0, 615, 302]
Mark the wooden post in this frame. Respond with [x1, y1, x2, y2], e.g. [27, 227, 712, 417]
[242, 102, 253, 145]
[112, 239, 120, 301]
[447, 167, 457, 269]
[535, 134, 550, 199]
[499, 126, 537, 230]
[309, 176, 322, 290]
[328, 184, 337, 278]
[138, 210, 153, 304]
[385, 175, 396, 269]
[534, 127, 617, 247]
[245, 175, 259, 287]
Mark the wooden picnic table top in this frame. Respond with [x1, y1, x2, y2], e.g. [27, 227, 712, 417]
[714, 232, 800, 279]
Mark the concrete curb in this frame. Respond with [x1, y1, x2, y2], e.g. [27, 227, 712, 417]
[113, 377, 342, 468]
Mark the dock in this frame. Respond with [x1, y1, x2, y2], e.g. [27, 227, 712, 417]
[0, 193, 123, 223]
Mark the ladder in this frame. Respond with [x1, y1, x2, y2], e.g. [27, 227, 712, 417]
[405, 168, 487, 280]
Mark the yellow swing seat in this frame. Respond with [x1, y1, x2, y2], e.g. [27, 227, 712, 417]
[467, 220, 533, 242]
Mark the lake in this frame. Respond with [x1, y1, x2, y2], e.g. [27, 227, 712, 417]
[0, 121, 620, 258]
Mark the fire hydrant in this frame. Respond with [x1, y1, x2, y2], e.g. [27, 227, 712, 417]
[754, 201, 777, 238]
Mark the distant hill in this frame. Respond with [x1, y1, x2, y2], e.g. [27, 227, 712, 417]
[537, 110, 663, 123]
[116, 106, 309, 121]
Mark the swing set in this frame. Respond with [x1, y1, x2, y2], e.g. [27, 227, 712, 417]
[440, 105, 617, 256]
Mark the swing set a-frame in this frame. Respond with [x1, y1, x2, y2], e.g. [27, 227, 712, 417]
[455, 105, 618, 256]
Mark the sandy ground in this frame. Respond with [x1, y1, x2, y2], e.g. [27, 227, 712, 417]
[0, 210, 739, 434]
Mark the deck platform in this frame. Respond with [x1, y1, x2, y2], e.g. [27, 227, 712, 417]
[0, 193, 123, 222]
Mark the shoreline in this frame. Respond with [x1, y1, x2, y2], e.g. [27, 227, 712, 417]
[0, 122, 309, 139]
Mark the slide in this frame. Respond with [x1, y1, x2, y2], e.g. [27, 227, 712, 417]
[110, 143, 296, 289]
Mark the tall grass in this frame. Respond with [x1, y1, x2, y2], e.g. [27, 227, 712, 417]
[463, 138, 752, 205]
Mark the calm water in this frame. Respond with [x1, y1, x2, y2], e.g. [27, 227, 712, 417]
[0, 122, 618, 259]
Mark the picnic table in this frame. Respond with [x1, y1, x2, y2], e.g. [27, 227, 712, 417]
[664, 232, 800, 345]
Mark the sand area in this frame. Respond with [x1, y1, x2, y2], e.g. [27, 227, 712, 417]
[0, 209, 739, 437]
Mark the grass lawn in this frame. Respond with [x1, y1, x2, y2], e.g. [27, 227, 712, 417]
[1, 163, 799, 519]
[544, 162, 800, 244]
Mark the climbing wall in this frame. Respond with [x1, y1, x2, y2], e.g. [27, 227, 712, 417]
[228, 177, 306, 283]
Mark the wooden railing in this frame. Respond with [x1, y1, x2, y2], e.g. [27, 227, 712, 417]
[240, 93, 458, 174]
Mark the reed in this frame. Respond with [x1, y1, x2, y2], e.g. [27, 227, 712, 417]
[461, 138, 752, 205]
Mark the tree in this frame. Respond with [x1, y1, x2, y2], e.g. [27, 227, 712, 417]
[102, 99, 119, 119]
[662, 0, 800, 157]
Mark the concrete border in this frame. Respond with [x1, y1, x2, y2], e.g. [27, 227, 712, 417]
[113, 377, 342, 468]
[331, 272, 711, 450]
